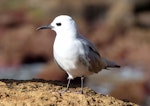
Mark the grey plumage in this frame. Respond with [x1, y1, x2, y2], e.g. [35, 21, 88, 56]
[78, 35, 120, 73]
[37, 15, 120, 93]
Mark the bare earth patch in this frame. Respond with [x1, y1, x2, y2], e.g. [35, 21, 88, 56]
[0, 79, 138, 106]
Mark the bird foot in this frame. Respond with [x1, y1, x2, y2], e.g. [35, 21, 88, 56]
[74, 90, 83, 94]
[58, 89, 70, 94]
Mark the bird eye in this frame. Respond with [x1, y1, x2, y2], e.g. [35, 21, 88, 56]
[56, 23, 61, 26]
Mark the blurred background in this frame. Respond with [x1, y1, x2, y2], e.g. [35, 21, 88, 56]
[0, 0, 150, 105]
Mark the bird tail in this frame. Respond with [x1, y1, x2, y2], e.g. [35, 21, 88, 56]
[101, 57, 120, 69]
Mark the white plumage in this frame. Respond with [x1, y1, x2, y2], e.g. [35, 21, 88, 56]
[37, 15, 120, 93]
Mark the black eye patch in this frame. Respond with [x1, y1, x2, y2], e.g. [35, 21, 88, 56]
[56, 23, 61, 26]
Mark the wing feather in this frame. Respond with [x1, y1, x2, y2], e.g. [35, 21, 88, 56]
[78, 35, 106, 73]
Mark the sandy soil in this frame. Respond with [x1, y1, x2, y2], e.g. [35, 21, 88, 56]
[0, 79, 138, 106]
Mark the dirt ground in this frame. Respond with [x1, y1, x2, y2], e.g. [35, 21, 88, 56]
[0, 79, 138, 106]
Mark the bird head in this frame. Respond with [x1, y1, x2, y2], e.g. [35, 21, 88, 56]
[37, 15, 78, 35]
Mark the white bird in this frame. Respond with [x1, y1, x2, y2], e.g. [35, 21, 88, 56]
[37, 15, 120, 93]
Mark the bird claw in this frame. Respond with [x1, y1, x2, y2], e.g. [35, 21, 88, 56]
[58, 89, 70, 94]
[80, 90, 83, 94]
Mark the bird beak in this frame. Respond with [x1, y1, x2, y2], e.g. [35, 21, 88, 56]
[36, 25, 53, 30]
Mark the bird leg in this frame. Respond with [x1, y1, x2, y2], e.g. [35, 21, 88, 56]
[65, 78, 71, 92]
[81, 76, 84, 94]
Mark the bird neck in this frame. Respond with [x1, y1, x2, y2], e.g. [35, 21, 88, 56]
[56, 29, 79, 40]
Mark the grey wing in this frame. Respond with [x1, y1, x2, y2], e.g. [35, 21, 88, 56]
[78, 37, 107, 73]
[86, 47, 106, 73]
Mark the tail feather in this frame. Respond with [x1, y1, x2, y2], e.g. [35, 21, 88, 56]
[102, 57, 120, 69]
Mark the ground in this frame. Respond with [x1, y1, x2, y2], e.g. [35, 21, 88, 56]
[0, 79, 138, 106]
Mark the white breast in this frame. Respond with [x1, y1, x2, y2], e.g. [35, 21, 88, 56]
[53, 36, 92, 79]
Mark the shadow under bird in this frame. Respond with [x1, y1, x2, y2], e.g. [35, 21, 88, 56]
[37, 15, 120, 93]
